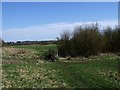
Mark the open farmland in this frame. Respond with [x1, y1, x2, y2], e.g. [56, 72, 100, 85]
[2, 44, 120, 88]
[12, 44, 57, 53]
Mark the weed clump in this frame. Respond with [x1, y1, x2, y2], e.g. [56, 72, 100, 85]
[42, 49, 58, 61]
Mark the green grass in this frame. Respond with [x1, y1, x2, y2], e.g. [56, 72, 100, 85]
[46, 56, 120, 88]
[59, 59, 119, 88]
[2, 45, 120, 88]
[12, 44, 57, 53]
[2, 63, 68, 88]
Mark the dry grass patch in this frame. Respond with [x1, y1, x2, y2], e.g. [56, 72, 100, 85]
[3, 47, 39, 59]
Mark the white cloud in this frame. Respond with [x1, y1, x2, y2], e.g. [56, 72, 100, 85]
[2, 20, 117, 42]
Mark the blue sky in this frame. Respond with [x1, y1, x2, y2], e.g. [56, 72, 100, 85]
[2, 2, 118, 41]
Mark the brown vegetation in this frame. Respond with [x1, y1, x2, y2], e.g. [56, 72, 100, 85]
[57, 23, 120, 57]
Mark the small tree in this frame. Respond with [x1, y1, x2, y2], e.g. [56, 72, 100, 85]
[103, 26, 113, 52]
[57, 30, 71, 57]
[72, 23, 101, 56]
[111, 26, 120, 52]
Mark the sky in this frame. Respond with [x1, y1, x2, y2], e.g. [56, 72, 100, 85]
[2, 0, 120, 2]
[2, 2, 118, 42]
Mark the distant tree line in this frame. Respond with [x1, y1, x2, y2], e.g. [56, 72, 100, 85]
[2, 40, 57, 46]
[57, 23, 120, 57]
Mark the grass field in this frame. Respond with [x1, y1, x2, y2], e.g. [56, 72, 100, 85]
[12, 44, 57, 53]
[2, 44, 120, 88]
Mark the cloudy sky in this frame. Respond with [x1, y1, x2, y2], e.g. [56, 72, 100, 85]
[2, 2, 118, 42]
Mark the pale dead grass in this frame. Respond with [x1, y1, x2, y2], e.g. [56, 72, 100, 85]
[2, 47, 37, 57]
[2, 47, 44, 64]
[2, 47, 39, 59]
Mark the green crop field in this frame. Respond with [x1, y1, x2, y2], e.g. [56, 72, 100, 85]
[12, 44, 57, 52]
[2, 44, 120, 88]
